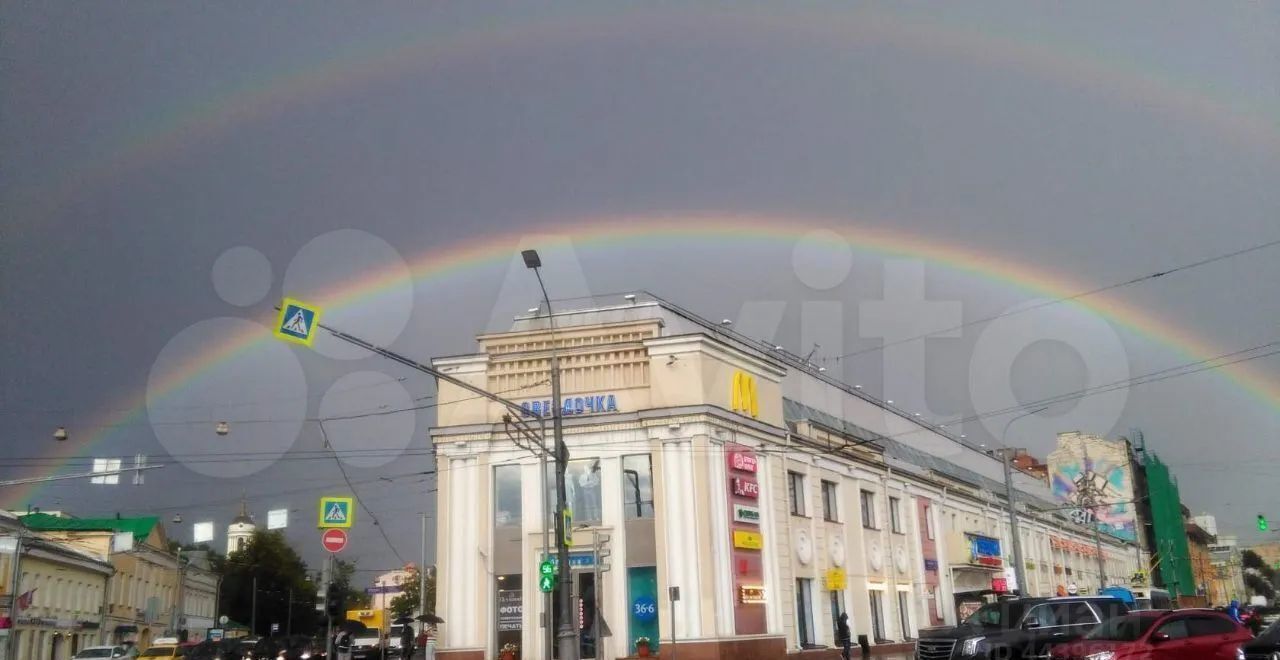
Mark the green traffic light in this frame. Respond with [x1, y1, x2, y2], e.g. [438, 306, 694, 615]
[1259, 515, 1269, 531]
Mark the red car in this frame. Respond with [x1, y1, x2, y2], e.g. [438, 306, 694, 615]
[1050, 609, 1252, 660]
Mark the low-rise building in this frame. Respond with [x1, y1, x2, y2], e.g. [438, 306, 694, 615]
[0, 511, 115, 660]
[19, 514, 184, 649]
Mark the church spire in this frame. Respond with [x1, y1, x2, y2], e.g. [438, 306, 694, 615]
[231, 493, 255, 526]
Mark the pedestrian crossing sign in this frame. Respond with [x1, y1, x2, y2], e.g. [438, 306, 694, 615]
[275, 298, 321, 347]
[318, 496, 354, 528]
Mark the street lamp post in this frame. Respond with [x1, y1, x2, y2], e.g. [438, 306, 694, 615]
[1000, 406, 1047, 596]
[522, 249, 578, 660]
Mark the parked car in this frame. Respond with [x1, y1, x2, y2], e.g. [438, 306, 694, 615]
[73, 647, 130, 659]
[1241, 619, 1280, 660]
[1050, 608, 1252, 660]
[137, 645, 187, 658]
[915, 596, 1128, 659]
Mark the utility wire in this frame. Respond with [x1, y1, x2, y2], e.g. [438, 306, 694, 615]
[319, 419, 406, 566]
[833, 235, 1280, 362]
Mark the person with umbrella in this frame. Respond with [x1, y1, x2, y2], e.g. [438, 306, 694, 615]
[392, 616, 416, 658]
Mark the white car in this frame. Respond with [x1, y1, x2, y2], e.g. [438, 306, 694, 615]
[73, 647, 129, 659]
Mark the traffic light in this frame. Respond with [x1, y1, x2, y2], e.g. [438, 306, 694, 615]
[1259, 514, 1269, 532]
[325, 588, 345, 619]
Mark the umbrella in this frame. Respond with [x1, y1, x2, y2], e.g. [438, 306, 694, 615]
[392, 616, 415, 626]
[416, 614, 445, 624]
[340, 619, 370, 635]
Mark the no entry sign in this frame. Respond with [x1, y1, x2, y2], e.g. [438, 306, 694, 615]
[321, 528, 348, 553]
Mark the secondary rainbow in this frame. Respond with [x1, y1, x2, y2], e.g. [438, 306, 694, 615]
[10, 213, 1279, 508]
[17, 6, 1279, 229]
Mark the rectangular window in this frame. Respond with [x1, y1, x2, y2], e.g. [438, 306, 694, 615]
[546, 459, 604, 525]
[924, 504, 935, 539]
[869, 591, 886, 642]
[821, 480, 839, 522]
[860, 490, 877, 529]
[897, 590, 912, 640]
[494, 465, 522, 527]
[788, 471, 806, 517]
[622, 454, 655, 520]
[890, 497, 903, 534]
[795, 578, 815, 647]
[829, 591, 846, 648]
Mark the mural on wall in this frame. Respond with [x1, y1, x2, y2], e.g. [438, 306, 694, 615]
[1047, 432, 1138, 543]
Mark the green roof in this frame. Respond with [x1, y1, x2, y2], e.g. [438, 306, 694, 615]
[19, 513, 159, 543]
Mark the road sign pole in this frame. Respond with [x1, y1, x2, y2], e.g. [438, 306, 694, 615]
[325, 554, 334, 660]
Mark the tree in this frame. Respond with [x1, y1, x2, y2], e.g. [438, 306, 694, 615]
[331, 558, 372, 613]
[388, 567, 435, 619]
[1245, 572, 1276, 600]
[221, 530, 319, 636]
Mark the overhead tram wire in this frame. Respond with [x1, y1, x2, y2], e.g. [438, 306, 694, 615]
[319, 418, 406, 566]
[5, 338, 1275, 472]
[832, 235, 1280, 362]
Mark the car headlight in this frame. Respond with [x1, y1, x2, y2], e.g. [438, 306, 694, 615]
[1085, 652, 1115, 660]
[961, 637, 987, 656]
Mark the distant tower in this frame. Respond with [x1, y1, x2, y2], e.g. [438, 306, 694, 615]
[227, 495, 256, 555]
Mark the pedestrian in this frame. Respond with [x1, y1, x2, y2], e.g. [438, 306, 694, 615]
[1227, 600, 1242, 624]
[401, 624, 415, 658]
[335, 629, 353, 660]
[836, 612, 852, 660]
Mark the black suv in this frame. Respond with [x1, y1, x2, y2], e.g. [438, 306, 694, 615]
[915, 596, 1129, 659]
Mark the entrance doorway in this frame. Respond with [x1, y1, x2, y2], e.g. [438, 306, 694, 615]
[551, 571, 598, 660]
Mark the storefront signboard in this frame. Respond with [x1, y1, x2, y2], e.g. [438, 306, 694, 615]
[733, 530, 763, 550]
[731, 477, 760, 499]
[520, 394, 618, 417]
[732, 504, 761, 525]
[497, 590, 522, 632]
[968, 534, 1003, 568]
[824, 569, 847, 590]
[728, 451, 758, 473]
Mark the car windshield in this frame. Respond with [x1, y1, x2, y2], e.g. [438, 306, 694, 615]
[964, 603, 1015, 628]
[75, 651, 115, 658]
[1087, 614, 1161, 641]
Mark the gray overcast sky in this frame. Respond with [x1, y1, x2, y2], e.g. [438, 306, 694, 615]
[3, 2, 1278, 575]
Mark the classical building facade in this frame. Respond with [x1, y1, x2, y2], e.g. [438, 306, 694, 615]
[0, 512, 114, 660]
[19, 514, 184, 649]
[431, 296, 1143, 660]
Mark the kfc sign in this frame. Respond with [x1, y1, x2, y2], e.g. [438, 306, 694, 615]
[728, 451, 758, 473]
[732, 477, 760, 499]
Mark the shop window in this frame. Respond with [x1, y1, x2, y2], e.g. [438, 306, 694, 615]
[627, 567, 660, 654]
[795, 578, 815, 647]
[622, 454, 655, 519]
[788, 472, 807, 516]
[546, 459, 603, 525]
[494, 465, 522, 527]
[860, 490, 877, 529]
[821, 480, 839, 522]
[494, 574, 522, 660]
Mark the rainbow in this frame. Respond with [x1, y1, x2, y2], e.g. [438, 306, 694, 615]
[12, 5, 1279, 228]
[10, 213, 1280, 508]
